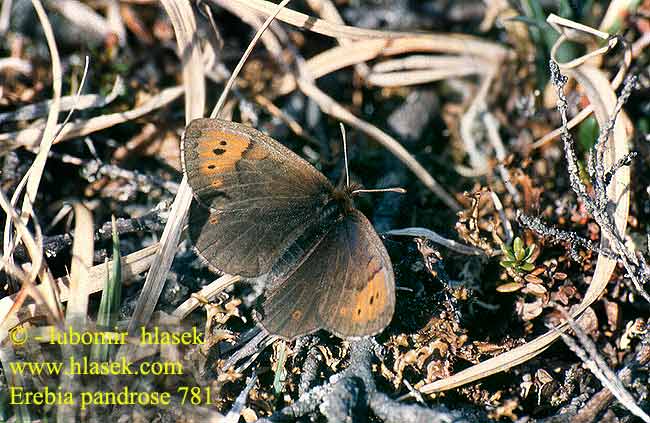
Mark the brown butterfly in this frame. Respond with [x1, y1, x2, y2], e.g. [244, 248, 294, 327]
[182, 118, 395, 339]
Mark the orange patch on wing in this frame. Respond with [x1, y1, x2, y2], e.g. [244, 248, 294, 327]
[197, 130, 251, 176]
[246, 144, 270, 161]
[338, 256, 388, 323]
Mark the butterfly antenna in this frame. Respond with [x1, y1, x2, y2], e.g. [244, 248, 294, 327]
[339, 123, 406, 196]
[340, 123, 350, 188]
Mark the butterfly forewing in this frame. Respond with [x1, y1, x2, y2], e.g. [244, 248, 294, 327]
[183, 118, 334, 277]
[259, 209, 395, 339]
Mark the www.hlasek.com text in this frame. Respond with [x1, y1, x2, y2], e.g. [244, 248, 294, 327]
[10, 356, 183, 377]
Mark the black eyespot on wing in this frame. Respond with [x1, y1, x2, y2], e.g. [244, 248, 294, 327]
[220, 140, 227, 146]
[213, 148, 226, 155]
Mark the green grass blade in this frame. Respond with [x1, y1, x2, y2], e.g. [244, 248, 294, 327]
[273, 341, 287, 396]
[90, 216, 121, 362]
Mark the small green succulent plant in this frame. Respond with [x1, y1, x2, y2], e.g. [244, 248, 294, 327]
[500, 237, 536, 273]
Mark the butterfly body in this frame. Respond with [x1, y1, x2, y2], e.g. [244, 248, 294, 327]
[182, 118, 395, 339]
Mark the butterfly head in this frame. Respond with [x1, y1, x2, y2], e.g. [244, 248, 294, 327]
[333, 183, 361, 213]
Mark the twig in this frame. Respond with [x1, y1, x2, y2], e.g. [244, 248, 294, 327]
[0, 75, 122, 124]
[458, 65, 496, 174]
[570, 332, 650, 423]
[224, 373, 259, 423]
[79, 159, 180, 195]
[482, 112, 520, 204]
[13, 208, 168, 262]
[299, 346, 324, 396]
[0, 85, 184, 150]
[257, 338, 476, 422]
[517, 211, 615, 262]
[220, 328, 272, 372]
[527, 62, 650, 303]
[489, 190, 513, 244]
[550, 307, 650, 422]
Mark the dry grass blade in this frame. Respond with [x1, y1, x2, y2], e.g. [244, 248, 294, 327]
[367, 55, 489, 87]
[386, 228, 485, 256]
[106, 0, 127, 45]
[62, 244, 158, 303]
[122, 0, 205, 348]
[2, 170, 31, 272]
[418, 64, 630, 394]
[213, 0, 284, 62]
[531, 106, 594, 150]
[20, 0, 62, 218]
[65, 203, 94, 324]
[253, 94, 321, 146]
[304, 0, 371, 77]
[122, 181, 192, 339]
[172, 275, 241, 320]
[373, 55, 491, 73]
[0, 347, 31, 421]
[599, 0, 640, 32]
[0, 0, 12, 35]
[49, 0, 114, 44]
[232, 0, 510, 60]
[0, 85, 183, 151]
[211, 0, 292, 118]
[532, 13, 631, 150]
[57, 203, 93, 422]
[0, 190, 63, 328]
[367, 68, 482, 88]
[0, 57, 31, 74]
[3, 56, 89, 264]
[276, 38, 506, 95]
[0, 244, 159, 343]
[548, 14, 630, 89]
[56, 202, 94, 423]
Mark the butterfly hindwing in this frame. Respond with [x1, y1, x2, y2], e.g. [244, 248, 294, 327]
[259, 209, 395, 339]
[183, 118, 334, 277]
